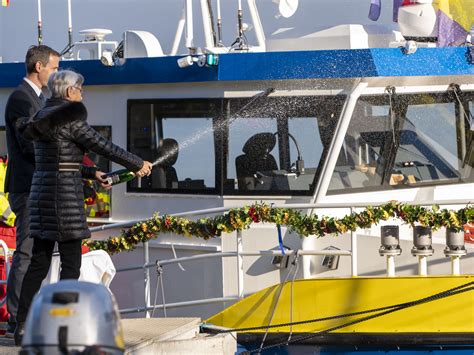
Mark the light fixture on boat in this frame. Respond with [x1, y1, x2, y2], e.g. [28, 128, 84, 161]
[380, 226, 401, 277]
[100, 41, 124, 67]
[272, 245, 291, 269]
[321, 246, 340, 270]
[379, 225, 401, 256]
[402, 40, 418, 55]
[411, 225, 433, 256]
[444, 228, 467, 257]
[177, 54, 219, 68]
[100, 50, 114, 66]
[444, 228, 467, 276]
[177, 55, 194, 68]
[412, 225, 433, 276]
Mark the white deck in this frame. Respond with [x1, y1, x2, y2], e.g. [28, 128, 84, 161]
[0, 317, 236, 354]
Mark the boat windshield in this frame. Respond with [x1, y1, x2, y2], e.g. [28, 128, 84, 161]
[126, 91, 472, 196]
[328, 91, 474, 193]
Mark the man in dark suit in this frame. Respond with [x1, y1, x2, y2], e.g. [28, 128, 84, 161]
[4, 45, 60, 337]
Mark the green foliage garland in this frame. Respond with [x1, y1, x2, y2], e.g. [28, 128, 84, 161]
[84, 201, 473, 255]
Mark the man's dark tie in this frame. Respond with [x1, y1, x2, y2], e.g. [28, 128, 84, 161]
[39, 93, 45, 103]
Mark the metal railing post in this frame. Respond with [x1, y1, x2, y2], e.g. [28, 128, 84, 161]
[386, 255, 395, 277]
[143, 241, 151, 318]
[451, 256, 461, 275]
[236, 230, 244, 298]
[418, 256, 428, 276]
[350, 207, 358, 277]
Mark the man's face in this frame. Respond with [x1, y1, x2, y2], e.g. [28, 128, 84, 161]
[38, 54, 60, 88]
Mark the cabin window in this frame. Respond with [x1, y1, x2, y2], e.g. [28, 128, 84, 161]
[328, 92, 474, 193]
[128, 96, 345, 196]
[127, 100, 219, 194]
[224, 96, 342, 195]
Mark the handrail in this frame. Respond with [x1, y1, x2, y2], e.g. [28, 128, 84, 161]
[116, 249, 352, 273]
[89, 198, 472, 233]
[120, 296, 240, 315]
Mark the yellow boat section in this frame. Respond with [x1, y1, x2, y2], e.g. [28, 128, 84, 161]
[205, 276, 474, 334]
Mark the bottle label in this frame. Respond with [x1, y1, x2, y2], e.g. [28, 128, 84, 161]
[106, 174, 121, 185]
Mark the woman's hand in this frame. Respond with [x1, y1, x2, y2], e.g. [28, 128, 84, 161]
[95, 170, 112, 190]
[136, 161, 153, 177]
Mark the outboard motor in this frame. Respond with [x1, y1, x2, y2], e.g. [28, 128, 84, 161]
[20, 280, 124, 355]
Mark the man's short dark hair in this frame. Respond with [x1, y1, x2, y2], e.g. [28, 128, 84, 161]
[25, 45, 60, 74]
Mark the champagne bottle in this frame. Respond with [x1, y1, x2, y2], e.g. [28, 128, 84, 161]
[102, 169, 136, 186]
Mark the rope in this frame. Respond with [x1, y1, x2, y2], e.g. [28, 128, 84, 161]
[286, 251, 300, 345]
[151, 260, 167, 318]
[241, 282, 474, 354]
[256, 254, 298, 353]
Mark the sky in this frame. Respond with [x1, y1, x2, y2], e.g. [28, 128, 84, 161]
[0, 0, 396, 62]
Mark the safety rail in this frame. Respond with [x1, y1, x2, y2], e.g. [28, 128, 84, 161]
[89, 199, 471, 317]
[0, 239, 10, 307]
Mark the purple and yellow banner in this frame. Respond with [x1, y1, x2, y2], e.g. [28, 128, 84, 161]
[435, 0, 474, 46]
[372, 0, 473, 47]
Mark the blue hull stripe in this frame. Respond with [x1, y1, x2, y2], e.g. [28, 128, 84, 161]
[0, 48, 473, 88]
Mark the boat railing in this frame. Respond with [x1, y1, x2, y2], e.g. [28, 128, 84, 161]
[90, 199, 471, 317]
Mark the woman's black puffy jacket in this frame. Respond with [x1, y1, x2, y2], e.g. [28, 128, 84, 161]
[22, 99, 143, 242]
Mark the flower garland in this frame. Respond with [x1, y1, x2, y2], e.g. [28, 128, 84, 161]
[84, 201, 473, 255]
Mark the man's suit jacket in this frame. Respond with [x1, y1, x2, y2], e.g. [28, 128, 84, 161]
[4, 80, 43, 193]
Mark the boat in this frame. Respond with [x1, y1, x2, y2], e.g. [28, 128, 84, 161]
[0, 0, 473, 352]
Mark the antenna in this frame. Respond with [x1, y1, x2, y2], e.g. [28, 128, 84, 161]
[37, 0, 42, 45]
[67, 0, 72, 49]
[237, 0, 244, 40]
[60, 0, 74, 56]
[216, 0, 223, 45]
[185, 0, 194, 52]
[205, 0, 217, 46]
[231, 0, 248, 50]
[237, 0, 244, 44]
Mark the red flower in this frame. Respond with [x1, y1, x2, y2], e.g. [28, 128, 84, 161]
[165, 217, 171, 227]
[248, 207, 259, 223]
